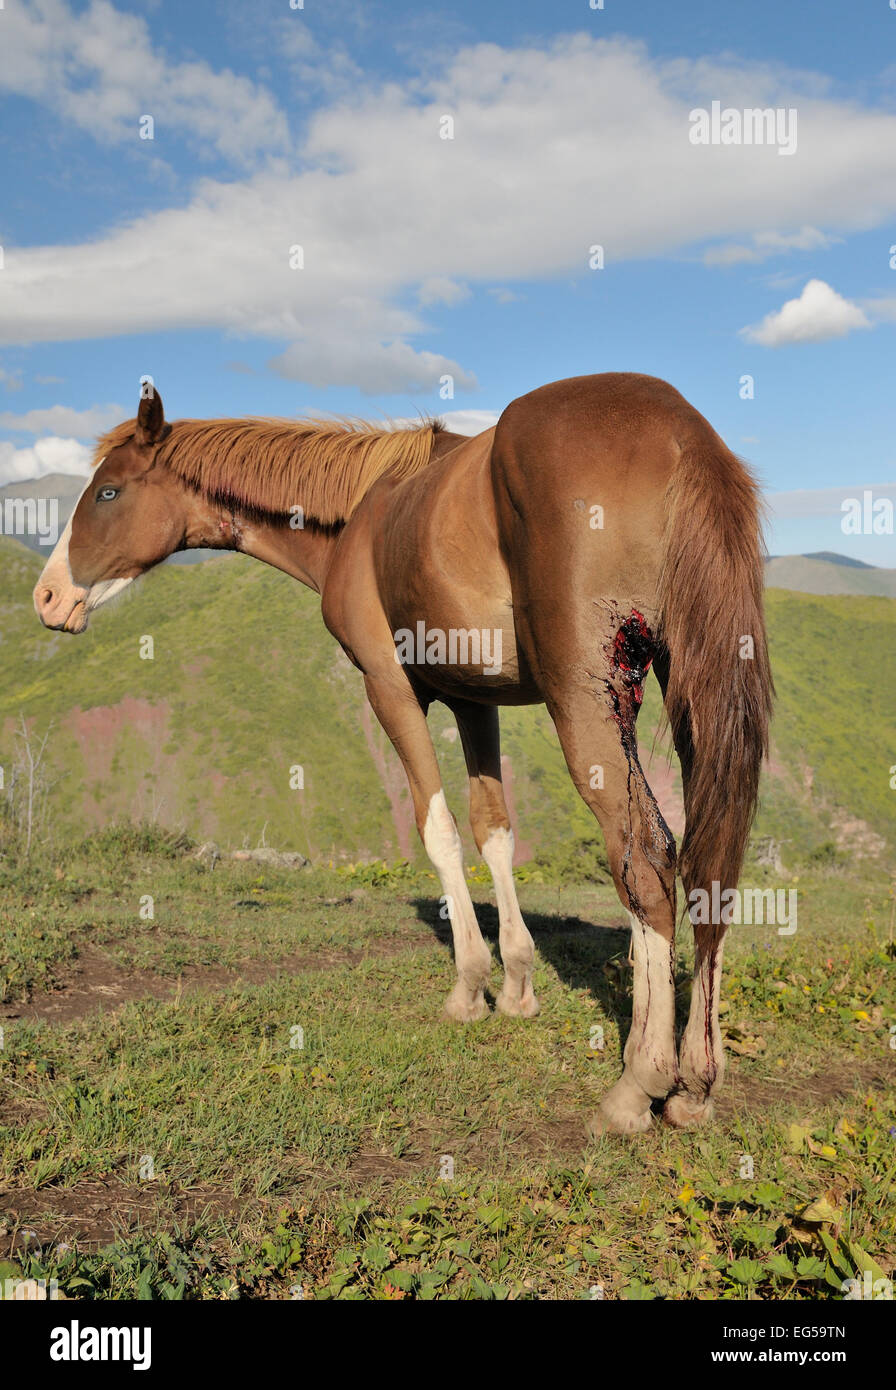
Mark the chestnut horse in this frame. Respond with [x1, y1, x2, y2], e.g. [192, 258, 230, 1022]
[33, 373, 772, 1135]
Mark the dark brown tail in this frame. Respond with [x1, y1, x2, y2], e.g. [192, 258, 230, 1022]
[657, 437, 774, 896]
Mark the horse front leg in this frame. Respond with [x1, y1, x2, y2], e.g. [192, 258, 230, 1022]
[363, 671, 493, 1022]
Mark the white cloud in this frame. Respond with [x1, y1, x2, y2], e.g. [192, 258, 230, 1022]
[704, 225, 837, 266]
[766, 482, 896, 519]
[272, 15, 365, 99]
[0, 436, 93, 486]
[417, 278, 471, 308]
[391, 409, 499, 434]
[0, 404, 126, 437]
[0, 368, 24, 392]
[269, 339, 476, 395]
[0, 0, 287, 167]
[861, 295, 896, 323]
[4, 32, 896, 388]
[741, 279, 871, 346]
[438, 409, 501, 435]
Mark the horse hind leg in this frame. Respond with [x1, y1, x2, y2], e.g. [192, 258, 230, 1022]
[662, 927, 725, 1128]
[540, 615, 680, 1134]
[650, 649, 724, 1129]
[421, 788, 494, 1021]
[452, 700, 539, 1018]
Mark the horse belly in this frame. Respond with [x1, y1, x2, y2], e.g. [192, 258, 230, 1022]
[387, 573, 539, 704]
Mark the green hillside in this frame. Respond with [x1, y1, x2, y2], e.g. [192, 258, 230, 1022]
[1, 537, 893, 868]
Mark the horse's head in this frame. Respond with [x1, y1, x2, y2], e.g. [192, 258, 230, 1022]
[34, 386, 187, 632]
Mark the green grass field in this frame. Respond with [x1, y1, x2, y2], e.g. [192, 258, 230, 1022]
[1, 827, 893, 1300]
[1, 539, 894, 1298]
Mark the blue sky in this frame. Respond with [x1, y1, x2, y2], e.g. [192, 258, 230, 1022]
[1, 0, 895, 562]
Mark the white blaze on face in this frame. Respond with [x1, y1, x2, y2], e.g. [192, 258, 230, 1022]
[33, 464, 133, 631]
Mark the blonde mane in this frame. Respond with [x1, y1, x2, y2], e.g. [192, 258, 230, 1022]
[92, 416, 443, 526]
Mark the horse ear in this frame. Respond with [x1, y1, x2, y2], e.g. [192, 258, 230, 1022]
[135, 384, 165, 445]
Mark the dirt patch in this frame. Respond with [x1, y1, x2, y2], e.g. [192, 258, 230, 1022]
[64, 698, 181, 829]
[1, 947, 179, 1026]
[829, 807, 887, 859]
[0, 1179, 253, 1255]
[0, 933, 437, 1027]
[342, 1109, 592, 1192]
[719, 1058, 893, 1115]
[345, 1150, 429, 1186]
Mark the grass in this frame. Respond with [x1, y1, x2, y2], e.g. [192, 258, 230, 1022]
[0, 827, 894, 1300]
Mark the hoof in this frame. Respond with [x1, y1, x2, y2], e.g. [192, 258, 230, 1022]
[586, 1105, 653, 1139]
[442, 991, 490, 1023]
[495, 988, 540, 1018]
[662, 1092, 716, 1129]
[586, 1070, 660, 1137]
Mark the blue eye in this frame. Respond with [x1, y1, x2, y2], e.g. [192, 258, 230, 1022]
[98, 487, 119, 501]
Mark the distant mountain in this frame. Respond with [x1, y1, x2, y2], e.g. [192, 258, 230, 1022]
[765, 553, 896, 597]
[0, 473, 85, 556]
[0, 534, 893, 866]
[0, 473, 84, 504]
[801, 552, 875, 569]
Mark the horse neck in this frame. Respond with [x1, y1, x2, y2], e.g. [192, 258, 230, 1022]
[182, 486, 339, 595]
[216, 509, 339, 595]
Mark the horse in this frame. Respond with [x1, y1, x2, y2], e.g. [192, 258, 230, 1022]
[33, 372, 773, 1135]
